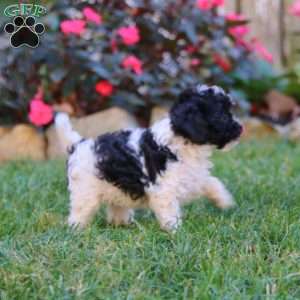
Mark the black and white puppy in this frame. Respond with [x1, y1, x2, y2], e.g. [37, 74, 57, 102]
[55, 85, 242, 232]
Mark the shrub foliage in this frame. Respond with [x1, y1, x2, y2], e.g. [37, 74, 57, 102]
[0, 0, 258, 125]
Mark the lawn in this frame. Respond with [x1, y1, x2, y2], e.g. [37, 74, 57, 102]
[1, 139, 300, 299]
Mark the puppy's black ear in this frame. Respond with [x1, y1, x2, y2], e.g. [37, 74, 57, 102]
[170, 90, 210, 144]
[178, 88, 198, 104]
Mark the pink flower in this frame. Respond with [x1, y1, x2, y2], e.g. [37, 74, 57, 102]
[111, 39, 118, 53]
[186, 45, 197, 54]
[95, 80, 114, 97]
[196, 0, 224, 10]
[226, 13, 249, 38]
[236, 38, 252, 51]
[213, 53, 232, 72]
[117, 26, 140, 45]
[252, 39, 273, 63]
[211, 0, 224, 6]
[196, 0, 212, 10]
[289, 0, 300, 16]
[83, 7, 102, 25]
[229, 26, 249, 38]
[190, 58, 201, 67]
[226, 12, 245, 21]
[60, 20, 86, 36]
[28, 90, 53, 126]
[122, 55, 143, 75]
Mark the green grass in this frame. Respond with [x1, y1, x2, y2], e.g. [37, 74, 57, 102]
[1, 139, 300, 299]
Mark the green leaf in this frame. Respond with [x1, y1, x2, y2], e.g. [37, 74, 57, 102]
[112, 91, 145, 107]
[87, 63, 111, 79]
[181, 20, 198, 44]
[50, 68, 67, 82]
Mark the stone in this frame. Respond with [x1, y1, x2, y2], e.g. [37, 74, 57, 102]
[47, 107, 138, 159]
[264, 90, 299, 119]
[0, 127, 10, 138]
[277, 117, 300, 142]
[241, 117, 278, 139]
[288, 118, 300, 142]
[150, 106, 169, 125]
[0, 125, 46, 163]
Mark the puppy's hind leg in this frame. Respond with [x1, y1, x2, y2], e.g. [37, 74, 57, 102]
[107, 205, 134, 226]
[203, 176, 236, 209]
[68, 181, 102, 229]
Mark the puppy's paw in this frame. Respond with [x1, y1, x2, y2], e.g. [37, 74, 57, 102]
[216, 194, 236, 210]
[160, 217, 182, 234]
[68, 216, 87, 229]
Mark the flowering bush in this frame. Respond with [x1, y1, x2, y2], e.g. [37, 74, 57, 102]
[289, 0, 300, 17]
[0, 0, 272, 126]
[28, 89, 54, 126]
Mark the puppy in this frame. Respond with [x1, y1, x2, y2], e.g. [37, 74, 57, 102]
[55, 85, 242, 232]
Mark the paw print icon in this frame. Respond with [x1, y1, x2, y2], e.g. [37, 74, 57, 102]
[4, 16, 45, 48]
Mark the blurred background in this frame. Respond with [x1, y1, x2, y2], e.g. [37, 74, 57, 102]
[0, 0, 300, 161]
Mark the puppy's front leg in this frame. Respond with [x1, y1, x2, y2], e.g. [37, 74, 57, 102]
[204, 176, 236, 209]
[68, 186, 102, 229]
[149, 194, 181, 233]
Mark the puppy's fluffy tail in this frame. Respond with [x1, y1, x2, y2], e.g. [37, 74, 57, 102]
[55, 113, 82, 151]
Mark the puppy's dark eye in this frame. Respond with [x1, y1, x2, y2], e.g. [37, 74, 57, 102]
[223, 96, 235, 109]
[221, 99, 231, 110]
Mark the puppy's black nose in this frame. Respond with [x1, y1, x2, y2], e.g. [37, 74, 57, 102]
[236, 123, 243, 137]
[231, 122, 243, 139]
[240, 124, 244, 135]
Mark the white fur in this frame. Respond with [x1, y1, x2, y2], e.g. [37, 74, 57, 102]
[197, 84, 225, 95]
[55, 113, 82, 152]
[56, 113, 236, 233]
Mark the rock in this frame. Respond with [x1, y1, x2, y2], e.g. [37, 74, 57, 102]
[288, 118, 300, 142]
[241, 117, 278, 139]
[0, 127, 10, 138]
[277, 117, 300, 142]
[0, 125, 46, 163]
[47, 107, 138, 159]
[150, 106, 169, 125]
[264, 90, 299, 119]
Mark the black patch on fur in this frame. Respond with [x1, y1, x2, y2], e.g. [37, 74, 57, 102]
[170, 87, 242, 148]
[67, 138, 86, 155]
[93, 129, 178, 200]
[94, 131, 147, 200]
[140, 130, 177, 183]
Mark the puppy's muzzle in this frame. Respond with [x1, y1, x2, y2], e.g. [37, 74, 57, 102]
[222, 121, 243, 152]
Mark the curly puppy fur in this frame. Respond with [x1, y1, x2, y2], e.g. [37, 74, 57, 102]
[56, 85, 243, 232]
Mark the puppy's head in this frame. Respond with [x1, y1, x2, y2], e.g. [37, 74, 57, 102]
[170, 85, 243, 149]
